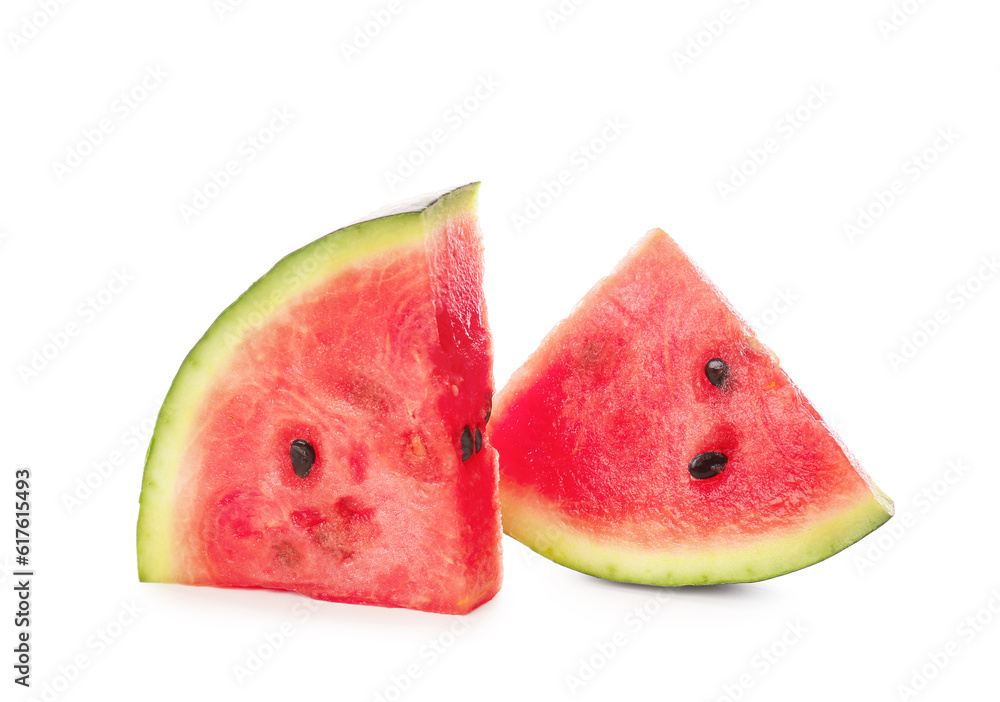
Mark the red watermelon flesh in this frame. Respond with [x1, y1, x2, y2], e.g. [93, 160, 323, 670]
[137, 184, 501, 614]
[492, 229, 893, 585]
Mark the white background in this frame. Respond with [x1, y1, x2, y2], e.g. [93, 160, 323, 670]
[2, 1, 998, 700]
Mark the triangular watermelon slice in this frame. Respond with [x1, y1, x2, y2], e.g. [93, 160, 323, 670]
[492, 229, 893, 585]
[137, 183, 501, 614]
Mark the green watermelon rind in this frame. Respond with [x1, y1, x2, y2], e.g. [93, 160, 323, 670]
[136, 183, 479, 584]
[501, 481, 892, 585]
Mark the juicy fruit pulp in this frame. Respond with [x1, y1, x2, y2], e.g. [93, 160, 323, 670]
[137, 184, 501, 614]
[492, 229, 893, 586]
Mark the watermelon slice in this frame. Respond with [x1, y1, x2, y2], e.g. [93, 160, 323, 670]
[492, 229, 893, 585]
[136, 183, 502, 614]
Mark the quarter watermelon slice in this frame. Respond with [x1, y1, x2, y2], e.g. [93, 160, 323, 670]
[137, 183, 502, 614]
[492, 229, 893, 585]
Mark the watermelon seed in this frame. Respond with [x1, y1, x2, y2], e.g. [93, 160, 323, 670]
[705, 358, 730, 389]
[290, 439, 316, 478]
[461, 427, 473, 461]
[475, 427, 483, 453]
[688, 451, 728, 480]
[484, 410, 491, 425]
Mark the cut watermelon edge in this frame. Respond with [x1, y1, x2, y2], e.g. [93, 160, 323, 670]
[137, 183, 480, 585]
[491, 227, 895, 586]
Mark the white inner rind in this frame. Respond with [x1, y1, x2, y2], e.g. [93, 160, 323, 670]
[500, 481, 893, 585]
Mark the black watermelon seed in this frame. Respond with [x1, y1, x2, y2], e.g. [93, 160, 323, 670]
[461, 427, 473, 461]
[705, 358, 730, 389]
[290, 439, 316, 478]
[475, 427, 483, 453]
[484, 410, 491, 426]
[688, 451, 728, 480]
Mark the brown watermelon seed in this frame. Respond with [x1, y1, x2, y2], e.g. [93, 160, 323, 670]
[688, 451, 728, 480]
[475, 427, 483, 453]
[290, 439, 316, 478]
[461, 427, 474, 461]
[705, 358, 730, 389]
